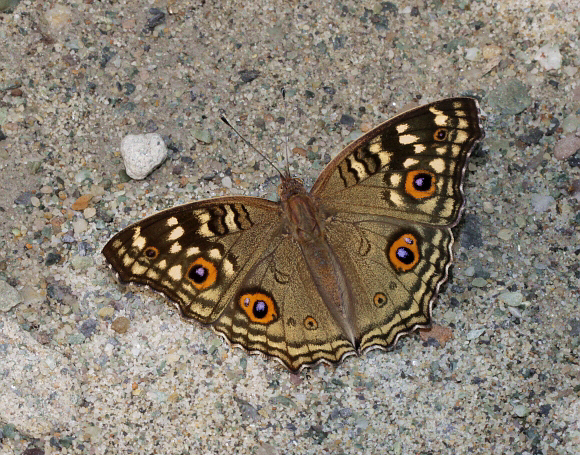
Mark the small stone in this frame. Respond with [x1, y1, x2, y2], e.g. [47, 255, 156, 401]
[497, 229, 512, 241]
[238, 69, 260, 83]
[360, 122, 372, 133]
[30, 196, 41, 207]
[464, 47, 480, 61]
[111, 316, 130, 333]
[466, 328, 485, 340]
[83, 207, 97, 219]
[0, 280, 22, 312]
[70, 255, 93, 270]
[98, 306, 115, 319]
[71, 194, 92, 211]
[513, 404, 530, 418]
[508, 306, 522, 319]
[499, 291, 525, 307]
[471, 277, 488, 287]
[340, 114, 355, 127]
[72, 218, 88, 235]
[561, 114, 580, 134]
[120, 133, 168, 180]
[221, 176, 232, 189]
[530, 194, 555, 213]
[74, 169, 93, 184]
[45, 252, 61, 266]
[483, 201, 494, 213]
[20, 285, 44, 305]
[192, 129, 213, 144]
[464, 266, 475, 277]
[487, 79, 531, 115]
[79, 318, 98, 338]
[553, 135, 580, 160]
[46, 4, 73, 31]
[292, 147, 308, 157]
[14, 191, 34, 205]
[534, 44, 562, 70]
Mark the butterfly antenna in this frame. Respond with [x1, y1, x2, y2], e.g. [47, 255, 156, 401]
[282, 87, 291, 177]
[220, 113, 284, 180]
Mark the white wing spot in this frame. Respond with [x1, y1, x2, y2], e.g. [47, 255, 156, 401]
[429, 158, 446, 173]
[413, 144, 427, 154]
[390, 174, 402, 186]
[132, 235, 146, 250]
[194, 210, 211, 224]
[131, 263, 147, 275]
[390, 192, 404, 207]
[396, 123, 409, 133]
[170, 242, 182, 254]
[167, 217, 179, 227]
[347, 155, 368, 179]
[186, 246, 201, 256]
[168, 226, 185, 241]
[455, 130, 469, 144]
[402, 158, 420, 168]
[434, 114, 449, 127]
[168, 265, 183, 281]
[157, 259, 167, 270]
[223, 258, 234, 276]
[209, 248, 222, 259]
[399, 134, 419, 145]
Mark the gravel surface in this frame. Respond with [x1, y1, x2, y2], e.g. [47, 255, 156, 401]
[1, 1, 579, 454]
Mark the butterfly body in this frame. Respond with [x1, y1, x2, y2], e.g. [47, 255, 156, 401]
[103, 97, 483, 371]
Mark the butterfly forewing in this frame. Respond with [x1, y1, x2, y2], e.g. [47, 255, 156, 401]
[312, 97, 483, 227]
[102, 197, 281, 324]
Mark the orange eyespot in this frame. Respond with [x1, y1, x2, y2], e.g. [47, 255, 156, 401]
[434, 128, 448, 141]
[388, 233, 420, 272]
[187, 258, 217, 290]
[303, 316, 318, 330]
[405, 170, 436, 199]
[144, 246, 159, 259]
[374, 293, 388, 308]
[238, 291, 277, 324]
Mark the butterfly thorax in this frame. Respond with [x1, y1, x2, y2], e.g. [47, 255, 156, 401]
[279, 176, 324, 243]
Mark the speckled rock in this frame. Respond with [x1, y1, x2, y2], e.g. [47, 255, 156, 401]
[120, 133, 168, 180]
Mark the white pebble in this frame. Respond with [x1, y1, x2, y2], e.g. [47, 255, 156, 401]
[222, 176, 232, 189]
[120, 133, 168, 180]
[534, 44, 562, 70]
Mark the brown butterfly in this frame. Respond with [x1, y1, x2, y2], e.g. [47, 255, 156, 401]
[103, 97, 483, 371]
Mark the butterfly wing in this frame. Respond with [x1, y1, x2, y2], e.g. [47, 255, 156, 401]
[102, 196, 356, 370]
[211, 234, 356, 370]
[312, 97, 483, 226]
[103, 197, 285, 324]
[310, 98, 483, 350]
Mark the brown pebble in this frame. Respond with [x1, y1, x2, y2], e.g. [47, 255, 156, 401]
[11, 88, 23, 97]
[71, 194, 92, 210]
[360, 122, 372, 133]
[111, 316, 130, 333]
[292, 147, 308, 157]
[419, 324, 454, 346]
[554, 135, 580, 160]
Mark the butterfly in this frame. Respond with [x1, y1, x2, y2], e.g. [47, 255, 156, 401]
[102, 97, 483, 371]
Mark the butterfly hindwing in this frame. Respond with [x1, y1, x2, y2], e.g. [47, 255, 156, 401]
[212, 235, 356, 370]
[322, 213, 453, 352]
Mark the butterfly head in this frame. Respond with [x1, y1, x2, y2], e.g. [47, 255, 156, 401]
[278, 176, 307, 202]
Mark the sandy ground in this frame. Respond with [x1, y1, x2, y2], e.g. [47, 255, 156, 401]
[1, 1, 579, 454]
